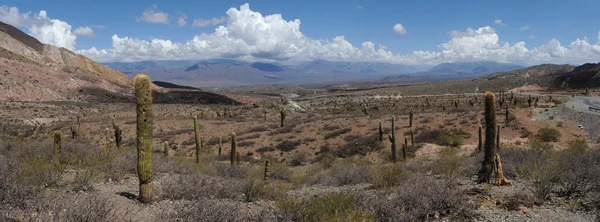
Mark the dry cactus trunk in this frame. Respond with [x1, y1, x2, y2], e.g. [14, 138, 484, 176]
[194, 116, 201, 164]
[230, 132, 237, 165]
[477, 91, 496, 184]
[388, 116, 398, 163]
[264, 159, 270, 181]
[134, 73, 153, 204]
[493, 154, 512, 186]
[53, 131, 61, 165]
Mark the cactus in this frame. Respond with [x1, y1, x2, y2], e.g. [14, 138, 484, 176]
[264, 159, 270, 181]
[263, 110, 267, 121]
[362, 106, 368, 115]
[70, 125, 77, 139]
[114, 125, 122, 149]
[230, 132, 237, 165]
[403, 137, 408, 161]
[378, 121, 383, 142]
[409, 108, 413, 127]
[134, 73, 153, 204]
[454, 100, 458, 108]
[388, 116, 398, 162]
[53, 131, 61, 165]
[280, 110, 286, 127]
[194, 116, 201, 164]
[527, 95, 532, 107]
[163, 141, 169, 157]
[410, 130, 415, 147]
[477, 91, 497, 184]
[505, 106, 509, 123]
[218, 136, 223, 155]
[478, 125, 483, 151]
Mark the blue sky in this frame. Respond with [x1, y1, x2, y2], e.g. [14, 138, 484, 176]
[1, 0, 599, 65]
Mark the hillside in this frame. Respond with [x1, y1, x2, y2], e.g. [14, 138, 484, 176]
[483, 64, 575, 80]
[381, 61, 524, 82]
[0, 22, 133, 102]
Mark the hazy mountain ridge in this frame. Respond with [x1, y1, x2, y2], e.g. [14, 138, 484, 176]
[380, 61, 525, 82]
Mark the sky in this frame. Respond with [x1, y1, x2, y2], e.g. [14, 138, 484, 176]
[0, 0, 599, 66]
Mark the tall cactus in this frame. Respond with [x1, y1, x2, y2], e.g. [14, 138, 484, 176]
[378, 121, 383, 142]
[478, 125, 482, 151]
[264, 159, 271, 181]
[388, 116, 398, 162]
[194, 116, 201, 163]
[477, 91, 497, 184]
[114, 125, 122, 149]
[163, 141, 169, 157]
[53, 131, 61, 165]
[230, 132, 237, 165]
[280, 110, 286, 128]
[263, 110, 267, 122]
[410, 130, 415, 147]
[134, 73, 153, 203]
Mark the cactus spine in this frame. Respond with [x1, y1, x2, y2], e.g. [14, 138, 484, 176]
[194, 116, 201, 163]
[134, 73, 153, 204]
[280, 110, 286, 128]
[230, 132, 237, 165]
[477, 91, 497, 184]
[478, 125, 483, 151]
[388, 116, 398, 162]
[53, 131, 61, 165]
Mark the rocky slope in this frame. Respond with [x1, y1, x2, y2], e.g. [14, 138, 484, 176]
[0, 21, 133, 102]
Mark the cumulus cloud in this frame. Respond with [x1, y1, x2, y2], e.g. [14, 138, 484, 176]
[136, 5, 169, 24]
[393, 23, 407, 34]
[0, 6, 77, 49]
[192, 16, 227, 27]
[73, 26, 96, 37]
[494, 19, 507, 27]
[176, 13, 187, 26]
[78, 4, 600, 66]
[520, 25, 530, 31]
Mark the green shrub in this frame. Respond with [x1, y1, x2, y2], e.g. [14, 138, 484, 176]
[277, 192, 373, 221]
[432, 148, 465, 176]
[535, 127, 561, 142]
[276, 140, 301, 152]
[370, 163, 409, 188]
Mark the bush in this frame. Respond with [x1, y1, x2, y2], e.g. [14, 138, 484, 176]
[245, 126, 269, 133]
[275, 140, 301, 152]
[39, 194, 127, 222]
[322, 162, 370, 186]
[288, 151, 311, 166]
[237, 141, 256, 147]
[535, 127, 561, 142]
[555, 150, 600, 197]
[277, 192, 373, 221]
[435, 128, 469, 147]
[362, 176, 473, 221]
[336, 134, 384, 157]
[503, 191, 541, 211]
[256, 146, 276, 153]
[370, 163, 409, 188]
[432, 148, 465, 176]
[158, 174, 240, 200]
[157, 198, 274, 221]
[324, 128, 352, 140]
[415, 129, 441, 143]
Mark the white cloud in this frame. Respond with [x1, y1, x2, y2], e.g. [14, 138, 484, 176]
[73, 26, 96, 37]
[0, 6, 77, 50]
[192, 16, 227, 27]
[176, 13, 187, 26]
[494, 19, 507, 27]
[356, 4, 364, 9]
[393, 23, 407, 34]
[136, 5, 169, 24]
[529, 35, 537, 39]
[78, 4, 600, 66]
[520, 25, 530, 31]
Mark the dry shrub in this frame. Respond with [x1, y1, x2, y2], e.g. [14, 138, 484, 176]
[277, 192, 373, 222]
[288, 151, 311, 166]
[370, 163, 409, 188]
[36, 194, 128, 222]
[361, 176, 473, 221]
[323, 128, 352, 140]
[321, 162, 370, 186]
[275, 140, 301, 152]
[431, 148, 465, 177]
[336, 134, 384, 157]
[158, 199, 274, 222]
[502, 190, 541, 211]
[158, 174, 241, 201]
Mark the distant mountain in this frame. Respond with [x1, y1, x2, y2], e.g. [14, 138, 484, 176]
[153, 81, 200, 90]
[105, 59, 428, 87]
[483, 64, 575, 80]
[381, 61, 524, 82]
